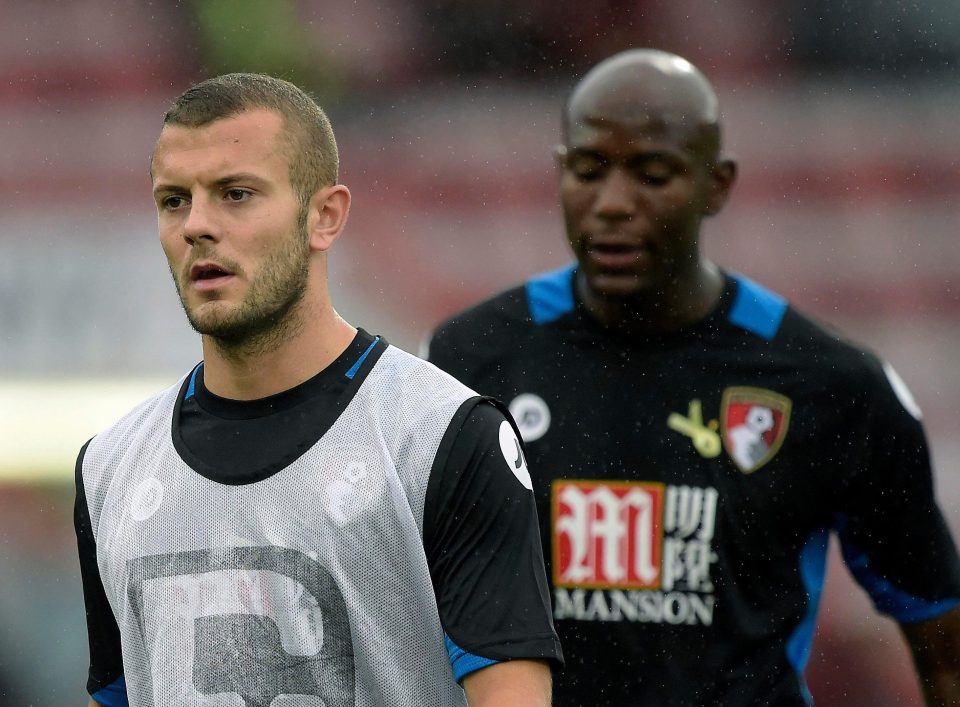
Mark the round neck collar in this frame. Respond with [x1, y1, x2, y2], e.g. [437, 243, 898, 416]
[189, 329, 379, 420]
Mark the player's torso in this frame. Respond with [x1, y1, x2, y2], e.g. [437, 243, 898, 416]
[83, 351, 471, 707]
[471, 314, 853, 705]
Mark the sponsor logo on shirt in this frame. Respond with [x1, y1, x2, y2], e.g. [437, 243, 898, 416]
[130, 477, 164, 521]
[326, 461, 368, 525]
[666, 388, 792, 474]
[667, 399, 722, 458]
[720, 387, 791, 474]
[552, 481, 718, 626]
[508, 393, 551, 442]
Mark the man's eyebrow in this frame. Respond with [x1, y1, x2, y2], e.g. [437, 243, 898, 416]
[151, 182, 184, 196]
[565, 147, 607, 159]
[151, 173, 268, 196]
[212, 173, 268, 188]
[626, 150, 684, 163]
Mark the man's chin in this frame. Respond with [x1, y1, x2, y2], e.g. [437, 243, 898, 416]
[585, 271, 660, 299]
[184, 305, 246, 340]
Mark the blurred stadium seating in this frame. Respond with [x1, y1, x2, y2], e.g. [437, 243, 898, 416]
[3, 1, 959, 703]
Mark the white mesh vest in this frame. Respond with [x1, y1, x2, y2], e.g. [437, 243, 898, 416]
[82, 346, 475, 706]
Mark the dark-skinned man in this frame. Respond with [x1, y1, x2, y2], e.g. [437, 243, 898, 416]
[426, 49, 960, 706]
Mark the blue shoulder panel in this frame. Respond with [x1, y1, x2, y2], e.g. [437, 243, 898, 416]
[729, 274, 787, 340]
[838, 515, 960, 623]
[91, 675, 128, 707]
[525, 264, 576, 325]
[785, 528, 829, 705]
[444, 633, 499, 683]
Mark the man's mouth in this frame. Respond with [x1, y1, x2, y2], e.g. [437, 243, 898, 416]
[188, 261, 236, 289]
[584, 242, 655, 269]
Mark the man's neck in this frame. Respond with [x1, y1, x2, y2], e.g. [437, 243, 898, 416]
[200, 304, 357, 401]
[580, 261, 725, 336]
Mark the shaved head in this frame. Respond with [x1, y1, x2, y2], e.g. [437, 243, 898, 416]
[564, 49, 722, 160]
[556, 49, 737, 327]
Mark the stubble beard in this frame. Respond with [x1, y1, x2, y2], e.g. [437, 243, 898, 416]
[172, 212, 312, 359]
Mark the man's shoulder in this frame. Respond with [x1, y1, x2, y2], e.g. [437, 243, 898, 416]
[744, 284, 891, 393]
[779, 302, 881, 371]
[84, 375, 188, 459]
[429, 264, 578, 347]
[372, 344, 480, 403]
[433, 284, 530, 336]
[728, 273, 875, 358]
[722, 272, 891, 398]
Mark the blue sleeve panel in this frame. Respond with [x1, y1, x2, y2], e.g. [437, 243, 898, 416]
[728, 274, 788, 340]
[91, 675, 128, 707]
[525, 264, 576, 325]
[444, 633, 500, 683]
[785, 528, 830, 706]
[837, 514, 960, 624]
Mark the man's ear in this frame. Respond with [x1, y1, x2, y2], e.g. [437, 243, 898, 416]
[307, 184, 351, 252]
[704, 158, 737, 216]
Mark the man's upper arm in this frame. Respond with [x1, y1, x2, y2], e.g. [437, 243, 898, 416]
[423, 399, 562, 681]
[462, 658, 552, 707]
[836, 362, 960, 621]
[75, 440, 127, 703]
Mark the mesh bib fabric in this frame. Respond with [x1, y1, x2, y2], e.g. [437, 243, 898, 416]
[82, 346, 474, 706]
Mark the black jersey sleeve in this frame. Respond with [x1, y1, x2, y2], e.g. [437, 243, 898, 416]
[423, 398, 563, 670]
[74, 439, 125, 695]
[837, 361, 960, 623]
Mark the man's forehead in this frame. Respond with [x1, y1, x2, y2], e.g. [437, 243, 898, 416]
[157, 109, 284, 148]
[152, 109, 287, 178]
[566, 110, 701, 152]
[571, 84, 711, 130]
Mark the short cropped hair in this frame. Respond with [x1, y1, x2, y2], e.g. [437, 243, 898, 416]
[162, 73, 338, 205]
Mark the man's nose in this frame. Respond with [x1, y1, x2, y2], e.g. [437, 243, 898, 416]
[182, 196, 220, 245]
[594, 168, 637, 219]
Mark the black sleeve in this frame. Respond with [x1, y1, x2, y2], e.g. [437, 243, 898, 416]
[423, 398, 563, 666]
[838, 362, 960, 623]
[74, 439, 125, 694]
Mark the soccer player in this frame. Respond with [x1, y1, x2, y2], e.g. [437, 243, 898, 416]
[74, 73, 562, 707]
[426, 49, 960, 705]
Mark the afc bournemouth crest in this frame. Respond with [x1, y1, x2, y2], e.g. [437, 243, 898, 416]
[720, 387, 791, 474]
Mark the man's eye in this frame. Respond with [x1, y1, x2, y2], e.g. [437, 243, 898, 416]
[162, 196, 188, 210]
[225, 189, 250, 202]
[566, 152, 607, 182]
[639, 172, 672, 186]
[567, 160, 605, 182]
[573, 168, 603, 182]
[631, 160, 677, 186]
